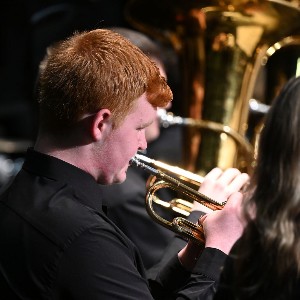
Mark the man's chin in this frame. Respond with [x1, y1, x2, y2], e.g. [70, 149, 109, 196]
[113, 173, 127, 185]
[97, 173, 127, 185]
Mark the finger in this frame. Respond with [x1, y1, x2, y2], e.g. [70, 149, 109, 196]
[203, 168, 223, 181]
[198, 214, 207, 225]
[224, 192, 246, 225]
[192, 201, 213, 214]
[223, 192, 244, 213]
[226, 173, 250, 194]
[216, 168, 242, 186]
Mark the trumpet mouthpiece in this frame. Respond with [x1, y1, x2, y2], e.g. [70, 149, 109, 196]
[134, 153, 153, 163]
[130, 154, 160, 177]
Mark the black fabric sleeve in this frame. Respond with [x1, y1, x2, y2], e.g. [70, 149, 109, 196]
[193, 248, 227, 281]
[149, 246, 228, 300]
[149, 254, 192, 300]
[57, 223, 227, 300]
[174, 248, 227, 300]
[213, 242, 238, 299]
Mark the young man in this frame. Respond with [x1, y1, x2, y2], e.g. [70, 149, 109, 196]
[97, 27, 179, 270]
[0, 29, 248, 299]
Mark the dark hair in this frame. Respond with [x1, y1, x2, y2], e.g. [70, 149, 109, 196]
[37, 29, 172, 133]
[235, 76, 300, 299]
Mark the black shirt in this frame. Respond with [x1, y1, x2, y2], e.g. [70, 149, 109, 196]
[0, 148, 226, 299]
[100, 166, 176, 270]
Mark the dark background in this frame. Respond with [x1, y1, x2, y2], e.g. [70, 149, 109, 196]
[0, 0, 128, 141]
[0, 0, 180, 142]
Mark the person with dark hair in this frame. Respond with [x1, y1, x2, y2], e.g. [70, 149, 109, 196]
[214, 76, 300, 300]
[0, 28, 248, 299]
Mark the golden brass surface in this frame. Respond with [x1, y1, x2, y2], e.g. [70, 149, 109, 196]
[130, 154, 223, 244]
[126, 0, 300, 176]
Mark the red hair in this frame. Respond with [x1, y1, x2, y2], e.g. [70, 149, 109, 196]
[37, 29, 172, 132]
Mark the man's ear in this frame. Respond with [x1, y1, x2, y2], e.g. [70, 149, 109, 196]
[90, 109, 112, 141]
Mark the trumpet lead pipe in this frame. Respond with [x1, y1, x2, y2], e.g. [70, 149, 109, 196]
[130, 154, 225, 208]
[133, 154, 204, 186]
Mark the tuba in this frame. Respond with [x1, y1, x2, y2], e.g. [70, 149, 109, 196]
[125, 0, 300, 175]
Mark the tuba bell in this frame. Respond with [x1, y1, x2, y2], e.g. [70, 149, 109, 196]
[125, 0, 300, 176]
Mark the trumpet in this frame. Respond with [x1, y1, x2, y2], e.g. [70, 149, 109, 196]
[130, 153, 225, 244]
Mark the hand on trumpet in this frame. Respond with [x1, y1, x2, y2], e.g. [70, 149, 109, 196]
[195, 167, 249, 254]
[178, 168, 249, 270]
[191, 167, 249, 213]
[200, 192, 246, 255]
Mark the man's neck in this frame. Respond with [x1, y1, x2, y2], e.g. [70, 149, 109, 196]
[34, 137, 95, 178]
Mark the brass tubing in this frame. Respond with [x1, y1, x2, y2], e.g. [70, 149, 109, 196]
[130, 154, 224, 243]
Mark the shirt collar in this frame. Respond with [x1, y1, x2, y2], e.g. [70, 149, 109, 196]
[23, 147, 105, 213]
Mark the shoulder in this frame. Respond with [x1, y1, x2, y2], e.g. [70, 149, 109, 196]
[1, 171, 124, 249]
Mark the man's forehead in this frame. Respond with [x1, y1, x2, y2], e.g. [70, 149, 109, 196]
[135, 94, 156, 112]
